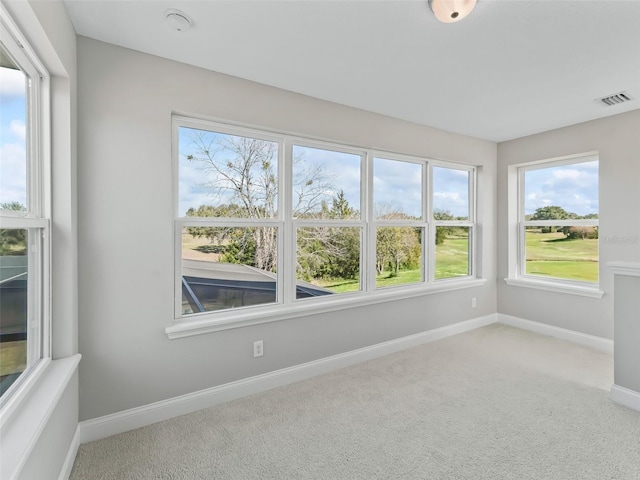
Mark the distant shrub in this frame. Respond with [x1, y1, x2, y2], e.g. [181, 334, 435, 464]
[564, 226, 598, 240]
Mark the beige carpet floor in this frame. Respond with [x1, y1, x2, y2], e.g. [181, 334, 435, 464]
[70, 324, 640, 479]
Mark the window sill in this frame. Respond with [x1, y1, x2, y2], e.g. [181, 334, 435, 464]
[166, 278, 487, 339]
[0, 354, 81, 480]
[504, 277, 604, 298]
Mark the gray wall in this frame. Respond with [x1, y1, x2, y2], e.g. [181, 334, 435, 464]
[497, 110, 640, 338]
[77, 37, 497, 421]
[613, 274, 640, 392]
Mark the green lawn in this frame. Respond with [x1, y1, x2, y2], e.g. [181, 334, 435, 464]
[316, 268, 423, 293]
[0, 341, 26, 377]
[435, 235, 469, 279]
[317, 234, 471, 292]
[525, 230, 598, 282]
[181, 230, 599, 295]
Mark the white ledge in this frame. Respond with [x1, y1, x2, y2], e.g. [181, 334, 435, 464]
[166, 278, 487, 339]
[608, 261, 640, 277]
[0, 354, 81, 480]
[504, 277, 604, 298]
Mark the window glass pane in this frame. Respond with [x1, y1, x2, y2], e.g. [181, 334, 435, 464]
[181, 226, 278, 313]
[432, 167, 469, 220]
[296, 227, 361, 297]
[178, 127, 278, 218]
[0, 48, 28, 211]
[524, 226, 598, 283]
[435, 226, 470, 279]
[376, 227, 422, 288]
[292, 145, 360, 219]
[0, 229, 27, 396]
[524, 161, 599, 219]
[373, 158, 422, 220]
[523, 160, 598, 283]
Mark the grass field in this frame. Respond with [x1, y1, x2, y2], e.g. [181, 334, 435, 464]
[435, 235, 469, 279]
[525, 230, 598, 282]
[180, 230, 598, 296]
[0, 341, 26, 377]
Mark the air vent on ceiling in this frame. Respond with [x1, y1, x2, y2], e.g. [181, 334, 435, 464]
[598, 91, 634, 106]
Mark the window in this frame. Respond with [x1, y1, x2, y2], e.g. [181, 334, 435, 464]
[174, 116, 479, 326]
[293, 144, 363, 297]
[373, 157, 424, 288]
[512, 154, 599, 288]
[177, 124, 281, 315]
[432, 165, 474, 280]
[0, 17, 49, 403]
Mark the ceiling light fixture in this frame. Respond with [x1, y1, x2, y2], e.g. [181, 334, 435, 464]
[166, 9, 192, 32]
[428, 0, 477, 23]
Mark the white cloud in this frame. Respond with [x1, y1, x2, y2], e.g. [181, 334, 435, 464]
[552, 169, 581, 180]
[0, 67, 26, 97]
[0, 143, 27, 206]
[433, 192, 461, 201]
[10, 120, 26, 141]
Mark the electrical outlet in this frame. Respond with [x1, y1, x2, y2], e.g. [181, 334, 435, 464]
[471, 297, 477, 308]
[253, 340, 264, 358]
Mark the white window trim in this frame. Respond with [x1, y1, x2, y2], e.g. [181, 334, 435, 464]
[429, 163, 476, 282]
[505, 152, 602, 298]
[0, 4, 51, 417]
[167, 277, 487, 339]
[170, 116, 481, 338]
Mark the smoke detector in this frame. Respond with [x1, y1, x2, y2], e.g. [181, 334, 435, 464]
[166, 9, 192, 32]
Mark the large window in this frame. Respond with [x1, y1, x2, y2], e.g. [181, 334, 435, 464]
[175, 117, 478, 322]
[0, 17, 49, 403]
[514, 155, 599, 287]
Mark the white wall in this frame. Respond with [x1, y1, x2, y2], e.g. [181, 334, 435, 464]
[76, 37, 497, 421]
[497, 110, 640, 339]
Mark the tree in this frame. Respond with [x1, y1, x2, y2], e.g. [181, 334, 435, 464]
[186, 131, 338, 273]
[296, 191, 360, 282]
[375, 211, 421, 277]
[565, 226, 598, 240]
[529, 205, 577, 234]
[530, 205, 576, 221]
[0, 203, 27, 255]
[433, 210, 454, 245]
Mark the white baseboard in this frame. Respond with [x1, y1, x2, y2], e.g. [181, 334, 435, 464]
[58, 426, 80, 480]
[497, 313, 613, 354]
[79, 314, 496, 444]
[610, 384, 640, 413]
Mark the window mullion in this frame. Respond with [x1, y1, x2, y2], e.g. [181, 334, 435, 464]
[427, 163, 435, 282]
[282, 138, 293, 306]
[364, 151, 374, 293]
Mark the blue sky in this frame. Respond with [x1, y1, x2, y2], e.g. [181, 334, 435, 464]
[0, 66, 27, 208]
[524, 161, 598, 216]
[179, 127, 471, 219]
[431, 166, 469, 219]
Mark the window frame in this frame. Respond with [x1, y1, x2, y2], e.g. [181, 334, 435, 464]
[0, 9, 51, 414]
[290, 139, 367, 300]
[370, 153, 428, 290]
[430, 162, 476, 282]
[173, 117, 285, 318]
[171, 115, 483, 337]
[505, 152, 602, 297]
